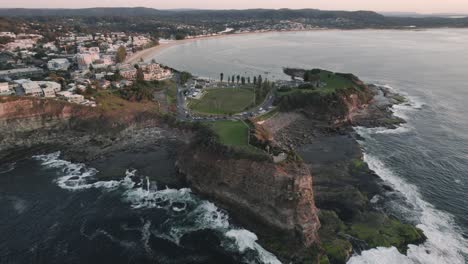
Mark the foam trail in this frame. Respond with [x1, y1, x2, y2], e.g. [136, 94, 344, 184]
[33, 152, 121, 191]
[347, 153, 468, 264]
[0, 162, 16, 174]
[351, 88, 468, 263]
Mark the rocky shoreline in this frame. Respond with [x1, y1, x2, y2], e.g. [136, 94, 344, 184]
[261, 84, 425, 263]
[0, 82, 425, 264]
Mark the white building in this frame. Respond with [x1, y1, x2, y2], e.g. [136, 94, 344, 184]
[76, 52, 100, 70]
[42, 87, 56, 98]
[18, 80, 61, 97]
[21, 81, 42, 97]
[48, 58, 71, 71]
[0, 32, 16, 38]
[57, 91, 84, 103]
[0, 82, 13, 95]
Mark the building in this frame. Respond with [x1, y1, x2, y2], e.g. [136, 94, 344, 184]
[0, 82, 13, 95]
[21, 81, 42, 97]
[42, 87, 56, 97]
[76, 53, 96, 69]
[0, 67, 43, 79]
[140, 63, 173, 81]
[76, 47, 101, 70]
[18, 80, 61, 97]
[0, 32, 16, 38]
[48, 58, 71, 71]
[57, 91, 85, 103]
[118, 64, 137, 80]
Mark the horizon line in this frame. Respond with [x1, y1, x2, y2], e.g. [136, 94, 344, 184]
[1, 6, 468, 15]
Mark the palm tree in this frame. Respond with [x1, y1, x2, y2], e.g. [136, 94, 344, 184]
[220, 73, 224, 82]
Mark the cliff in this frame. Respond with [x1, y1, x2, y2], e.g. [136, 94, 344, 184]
[0, 95, 164, 162]
[263, 83, 425, 263]
[176, 147, 321, 261]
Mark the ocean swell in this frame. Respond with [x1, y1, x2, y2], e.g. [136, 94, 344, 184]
[33, 152, 282, 264]
[350, 92, 468, 264]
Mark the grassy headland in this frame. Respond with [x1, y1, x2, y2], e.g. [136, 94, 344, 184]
[188, 87, 255, 115]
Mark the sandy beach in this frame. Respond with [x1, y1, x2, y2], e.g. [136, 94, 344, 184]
[126, 32, 264, 64]
[125, 29, 330, 64]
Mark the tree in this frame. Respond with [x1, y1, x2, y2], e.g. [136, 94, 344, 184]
[180, 71, 192, 84]
[241, 76, 246, 85]
[220, 73, 224, 82]
[247, 77, 251, 84]
[236, 75, 240, 84]
[175, 33, 186, 40]
[116, 46, 127, 63]
[258, 75, 263, 88]
[136, 67, 145, 82]
[253, 76, 257, 85]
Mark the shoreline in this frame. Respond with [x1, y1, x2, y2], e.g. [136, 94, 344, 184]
[126, 30, 311, 64]
[125, 27, 441, 64]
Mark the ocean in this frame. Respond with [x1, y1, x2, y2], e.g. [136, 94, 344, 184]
[1, 29, 468, 264]
[153, 29, 468, 263]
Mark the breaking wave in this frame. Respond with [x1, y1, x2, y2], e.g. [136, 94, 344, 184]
[347, 153, 468, 264]
[351, 90, 468, 264]
[33, 152, 281, 264]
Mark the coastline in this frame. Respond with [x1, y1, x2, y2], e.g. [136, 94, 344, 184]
[125, 29, 335, 64]
[125, 27, 434, 64]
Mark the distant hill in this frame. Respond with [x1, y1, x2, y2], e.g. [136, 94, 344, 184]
[0, 8, 467, 28]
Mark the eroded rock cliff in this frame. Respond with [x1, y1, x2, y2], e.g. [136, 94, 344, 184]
[176, 147, 321, 260]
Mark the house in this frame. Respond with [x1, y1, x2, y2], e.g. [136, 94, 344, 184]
[42, 87, 56, 97]
[21, 81, 42, 97]
[57, 91, 84, 103]
[48, 58, 71, 71]
[118, 64, 137, 80]
[0, 82, 12, 95]
[18, 80, 61, 97]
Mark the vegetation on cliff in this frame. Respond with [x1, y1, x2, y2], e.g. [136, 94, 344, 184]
[277, 69, 373, 120]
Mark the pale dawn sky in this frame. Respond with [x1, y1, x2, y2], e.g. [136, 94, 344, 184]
[2, 0, 468, 14]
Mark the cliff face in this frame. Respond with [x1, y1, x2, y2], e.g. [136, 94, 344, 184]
[0, 96, 96, 132]
[0, 96, 164, 163]
[176, 148, 320, 248]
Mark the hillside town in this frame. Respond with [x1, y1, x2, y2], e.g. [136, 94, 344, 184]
[0, 30, 172, 106]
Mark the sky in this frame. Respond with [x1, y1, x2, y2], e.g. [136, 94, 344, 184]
[2, 0, 468, 14]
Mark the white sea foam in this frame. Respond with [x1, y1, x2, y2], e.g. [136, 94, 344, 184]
[33, 152, 122, 191]
[226, 229, 282, 264]
[351, 88, 468, 263]
[347, 153, 468, 264]
[381, 84, 424, 121]
[34, 153, 282, 264]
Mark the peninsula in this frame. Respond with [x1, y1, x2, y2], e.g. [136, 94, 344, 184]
[0, 65, 425, 263]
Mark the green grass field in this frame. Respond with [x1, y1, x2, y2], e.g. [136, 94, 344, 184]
[278, 70, 357, 97]
[209, 120, 249, 146]
[318, 70, 355, 94]
[189, 88, 255, 115]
